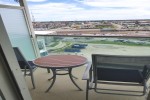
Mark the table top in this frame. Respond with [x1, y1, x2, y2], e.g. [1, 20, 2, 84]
[33, 55, 87, 68]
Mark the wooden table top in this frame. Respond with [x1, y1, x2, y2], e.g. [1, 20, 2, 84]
[33, 55, 87, 68]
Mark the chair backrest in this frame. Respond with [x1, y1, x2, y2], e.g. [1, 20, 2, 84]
[143, 64, 150, 80]
[92, 54, 150, 69]
[13, 47, 31, 69]
[92, 54, 150, 83]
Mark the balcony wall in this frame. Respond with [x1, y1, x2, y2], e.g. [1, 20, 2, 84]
[36, 35, 150, 60]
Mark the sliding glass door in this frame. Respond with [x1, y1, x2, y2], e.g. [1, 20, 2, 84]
[0, 8, 36, 60]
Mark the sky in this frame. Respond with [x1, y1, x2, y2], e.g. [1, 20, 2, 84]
[0, 0, 150, 21]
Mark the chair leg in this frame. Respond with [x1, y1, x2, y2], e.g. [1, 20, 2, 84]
[47, 68, 50, 73]
[86, 80, 89, 100]
[146, 91, 150, 100]
[24, 65, 27, 76]
[30, 70, 35, 89]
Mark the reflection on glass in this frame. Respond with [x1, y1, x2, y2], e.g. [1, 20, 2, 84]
[36, 36, 150, 60]
[37, 39, 48, 56]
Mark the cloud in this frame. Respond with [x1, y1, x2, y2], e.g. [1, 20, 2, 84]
[27, 0, 47, 2]
[77, 0, 150, 8]
[0, 0, 150, 21]
[29, 2, 150, 21]
[29, 2, 85, 21]
[0, 0, 148, 21]
[0, 0, 19, 5]
[29, 3, 84, 15]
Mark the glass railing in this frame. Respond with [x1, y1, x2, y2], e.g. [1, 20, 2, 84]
[36, 34, 150, 61]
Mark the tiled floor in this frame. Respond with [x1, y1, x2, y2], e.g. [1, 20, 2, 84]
[25, 65, 146, 100]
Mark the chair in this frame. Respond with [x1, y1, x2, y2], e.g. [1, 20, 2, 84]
[13, 47, 37, 89]
[83, 54, 150, 100]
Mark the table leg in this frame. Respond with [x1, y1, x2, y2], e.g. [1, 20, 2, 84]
[45, 69, 56, 92]
[48, 76, 54, 81]
[68, 68, 82, 91]
[57, 68, 78, 79]
[71, 74, 78, 79]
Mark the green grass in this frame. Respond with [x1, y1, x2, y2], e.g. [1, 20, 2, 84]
[47, 42, 59, 47]
[48, 40, 150, 54]
[86, 40, 150, 47]
[53, 42, 72, 52]
[95, 25, 115, 29]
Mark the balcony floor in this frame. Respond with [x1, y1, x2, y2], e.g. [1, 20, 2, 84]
[25, 65, 147, 100]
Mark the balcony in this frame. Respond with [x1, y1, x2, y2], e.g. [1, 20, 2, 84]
[1, 1, 150, 100]
[22, 34, 150, 100]
[26, 65, 146, 100]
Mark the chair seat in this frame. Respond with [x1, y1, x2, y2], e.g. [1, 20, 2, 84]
[18, 61, 36, 69]
[97, 68, 143, 83]
[28, 61, 36, 69]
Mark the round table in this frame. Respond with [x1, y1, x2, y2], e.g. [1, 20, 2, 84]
[33, 55, 87, 92]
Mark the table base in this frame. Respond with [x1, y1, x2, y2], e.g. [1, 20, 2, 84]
[45, 68, 82, 92]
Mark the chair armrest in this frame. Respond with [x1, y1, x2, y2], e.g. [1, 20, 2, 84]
[143, 64, 150, 81]
[82, 62, 92, 80]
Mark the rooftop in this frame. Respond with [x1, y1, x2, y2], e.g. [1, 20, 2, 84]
[35, 29, 150, 37]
